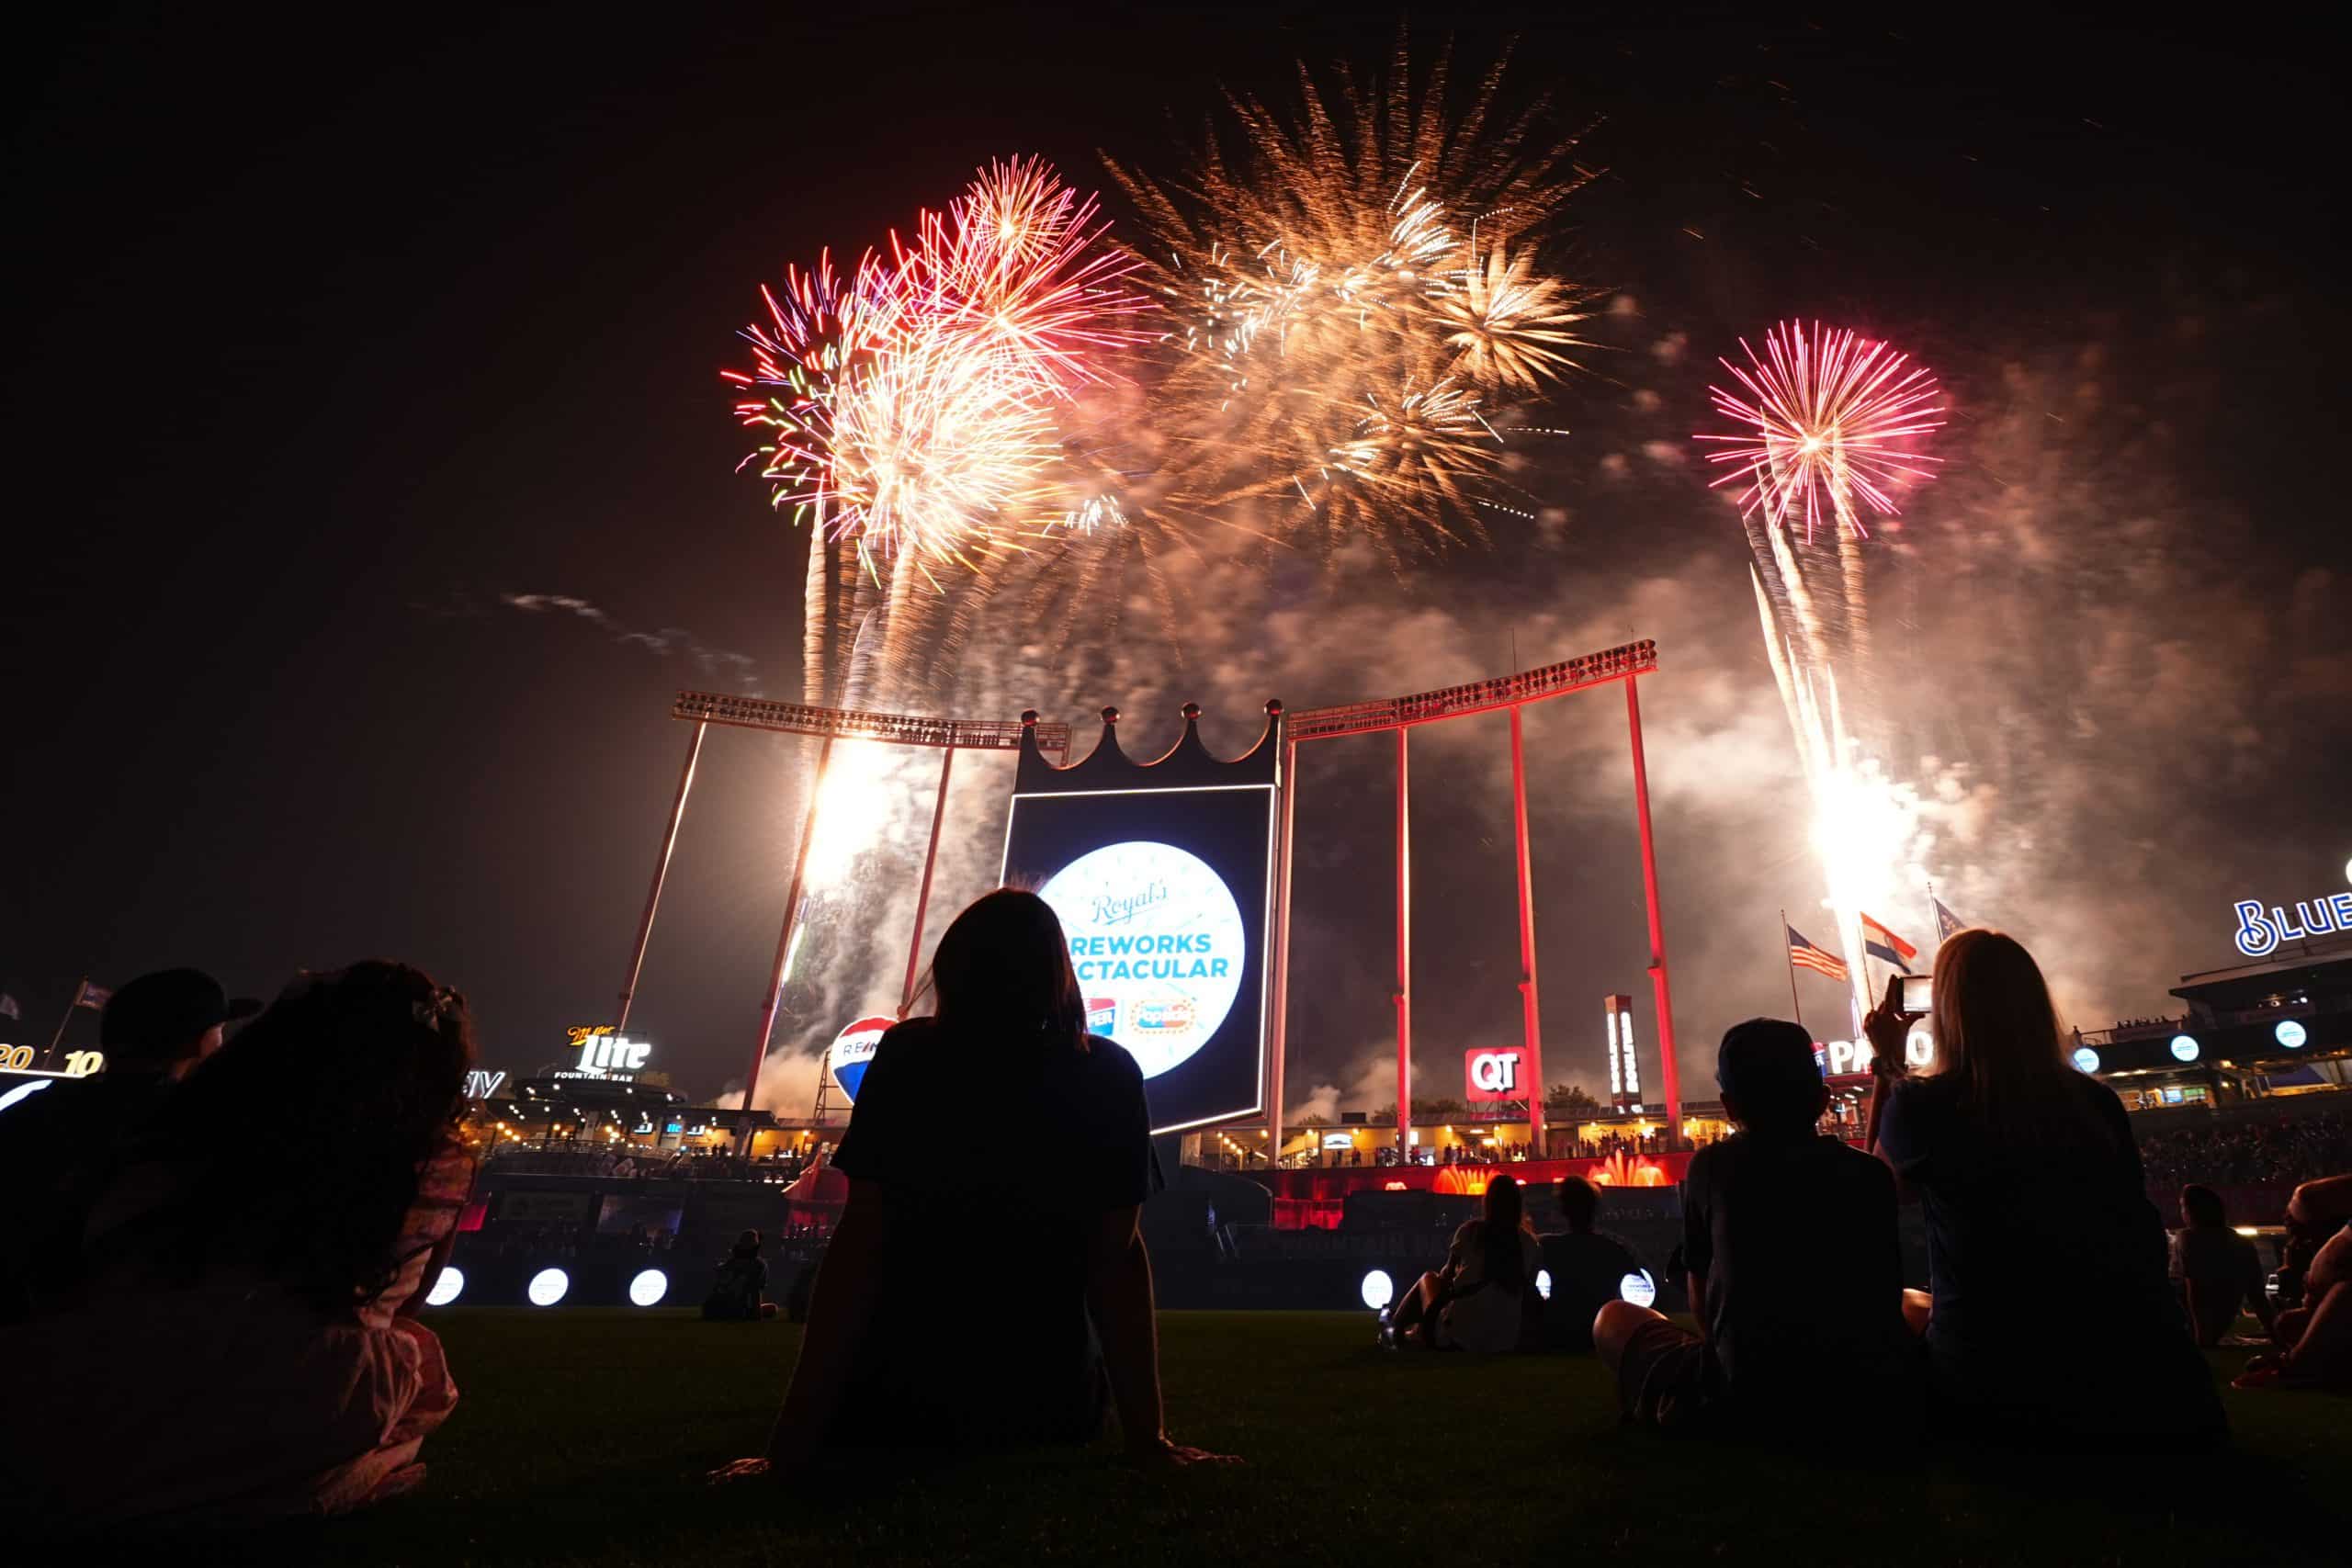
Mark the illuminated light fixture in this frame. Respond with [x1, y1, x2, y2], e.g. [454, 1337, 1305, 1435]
[628, 1269, 669, 1307]
[2169, 1034, 2201, 1063]
[2071, 1046, 2102, 1075]
[1359, 1269, 1396, 1311]
[2276, 1020, 2308, 1049]
[526, 1268, 571, 1306]
[1618, 1269, 1658, 1308]
[424, 1267, 465, 1306]
[1535, 1268, 1553, 1302]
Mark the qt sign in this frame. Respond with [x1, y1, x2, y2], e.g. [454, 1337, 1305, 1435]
[1464, 1047, 1525, 1102]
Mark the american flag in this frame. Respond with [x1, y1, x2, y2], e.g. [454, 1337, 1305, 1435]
[74, 980, 112, 1010]
[1787, 925, 1849, 982]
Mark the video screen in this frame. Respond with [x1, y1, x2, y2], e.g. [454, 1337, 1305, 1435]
[1003, 784, 1275, 1134]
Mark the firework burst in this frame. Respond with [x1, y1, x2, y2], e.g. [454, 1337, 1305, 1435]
[1103, 43, 1598, 557]
[1696, 321, 1943, 542]
[727, 157, 1148, 582]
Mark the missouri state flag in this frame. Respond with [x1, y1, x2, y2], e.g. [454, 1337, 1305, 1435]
[1860, 913, 1918, 973]
[1787, 925, 1849, 983]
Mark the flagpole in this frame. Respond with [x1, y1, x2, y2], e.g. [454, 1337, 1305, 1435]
[44, 977, 85, 1063]
[1780, 911, 1805, 1031]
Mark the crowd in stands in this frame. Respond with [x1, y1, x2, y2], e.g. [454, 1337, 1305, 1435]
[2138, 1111, 2352, 1189]
[481, 1145, 812, 1182]
[4, 908, 2349, 1540]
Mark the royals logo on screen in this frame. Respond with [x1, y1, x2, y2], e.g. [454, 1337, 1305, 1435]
[1039, 840, 1248, 1079]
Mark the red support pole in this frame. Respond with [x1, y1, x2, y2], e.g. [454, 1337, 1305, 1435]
[1269, 738, 1297, 1173]
[616, 721, 707, 1033]
[1623, 675, 1682, 1142]
[743, 735, 834, 1146]
[1509, 705, 1547, 1154]
[899, 745, 956, 1017]
[1395, 726, 1413, 1158]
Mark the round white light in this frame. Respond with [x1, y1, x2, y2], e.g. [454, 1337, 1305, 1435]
[628, 1268, 669, 1307]
[424, 1266, 465, 1306]
[526, 1267, 571, 1306]
[1359, 1269, 1395, 1311]
[1618, 1269, 1657, 1308]
[2071, 1046, 2102, 1075]
[1534, 1268, 1553, 1302]
[2170, 1034, 2201, 1063]
[2276, 1020, 2308, 1049]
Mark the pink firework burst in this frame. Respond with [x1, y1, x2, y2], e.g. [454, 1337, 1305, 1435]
[1694, 321, 1943, 539]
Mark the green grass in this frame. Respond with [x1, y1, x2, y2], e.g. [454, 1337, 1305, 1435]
[186, 1311, 2344, 1566]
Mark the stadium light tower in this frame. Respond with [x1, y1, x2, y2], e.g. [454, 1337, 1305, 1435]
[1280, 639, 1681, 1158]
[623, 693, 1070, 1144]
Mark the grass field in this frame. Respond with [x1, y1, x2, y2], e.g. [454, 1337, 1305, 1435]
[186, 1311, 2345, 1566]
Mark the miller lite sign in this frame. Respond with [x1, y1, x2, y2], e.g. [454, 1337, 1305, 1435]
[1464, 1046, 1525, 1103]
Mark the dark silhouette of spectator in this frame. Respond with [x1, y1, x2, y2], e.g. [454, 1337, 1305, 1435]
[1, 963, 475, 1529]
[701, 1229, 778, 1320]
[1539, 1176, 1642, 1352]
[2237, 1176, 2352, 1393]
[0, 969, 260, 1319]
[710, 890, 1236, 1480]
[1866, 931, 2223, 1447]
[1597, 1019, 1913, 1429]
[1389, 1173, 1541, 1352]
[2172, 1184, 2275, 1347]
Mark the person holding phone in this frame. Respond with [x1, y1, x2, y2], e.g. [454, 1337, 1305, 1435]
[1864, 929, 2222, 1447]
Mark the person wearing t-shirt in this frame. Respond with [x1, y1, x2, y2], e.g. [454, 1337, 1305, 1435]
[1391, 1173, 1542, 1352]
[2172, 1184, 2274, 1347]
[1595, 1018, 1915, 1429]
[1864, 931, 2222, 1447]
[1539, 1176, 1642, 1352]
[709, 890, 1236, 1479]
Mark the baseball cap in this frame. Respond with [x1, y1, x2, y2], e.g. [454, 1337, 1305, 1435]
[98, 968, 263, 1059]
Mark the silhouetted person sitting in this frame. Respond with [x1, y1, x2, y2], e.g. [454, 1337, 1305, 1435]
[702, 1228, 778, 1320]
[1539, 1176, 1643, 1353]
[2173, 1184, 2274, 1347]
[0, 969, 259, 1320]
[1596, 1019, 1913, 1430]
[1865, 931, 2223, 1447]
[2236, 1176, 2352, 1393]
[1390, 1172, 1542, 1352]
[710, 890, 1236, 1480]
[2, 963, 476, 1530]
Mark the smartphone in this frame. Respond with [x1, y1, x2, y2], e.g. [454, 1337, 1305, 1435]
[1900, 974, 1932, 1015]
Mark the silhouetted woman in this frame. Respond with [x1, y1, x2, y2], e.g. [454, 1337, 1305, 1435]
[1865, 929, 2222, 1445]
[5, 962, 476, 1528]
[1391, 1171, 1541, 1352]
[712, 889, 1236, 1478]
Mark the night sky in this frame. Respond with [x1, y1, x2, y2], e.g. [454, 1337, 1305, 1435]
[9, 6, 2345, 1111]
